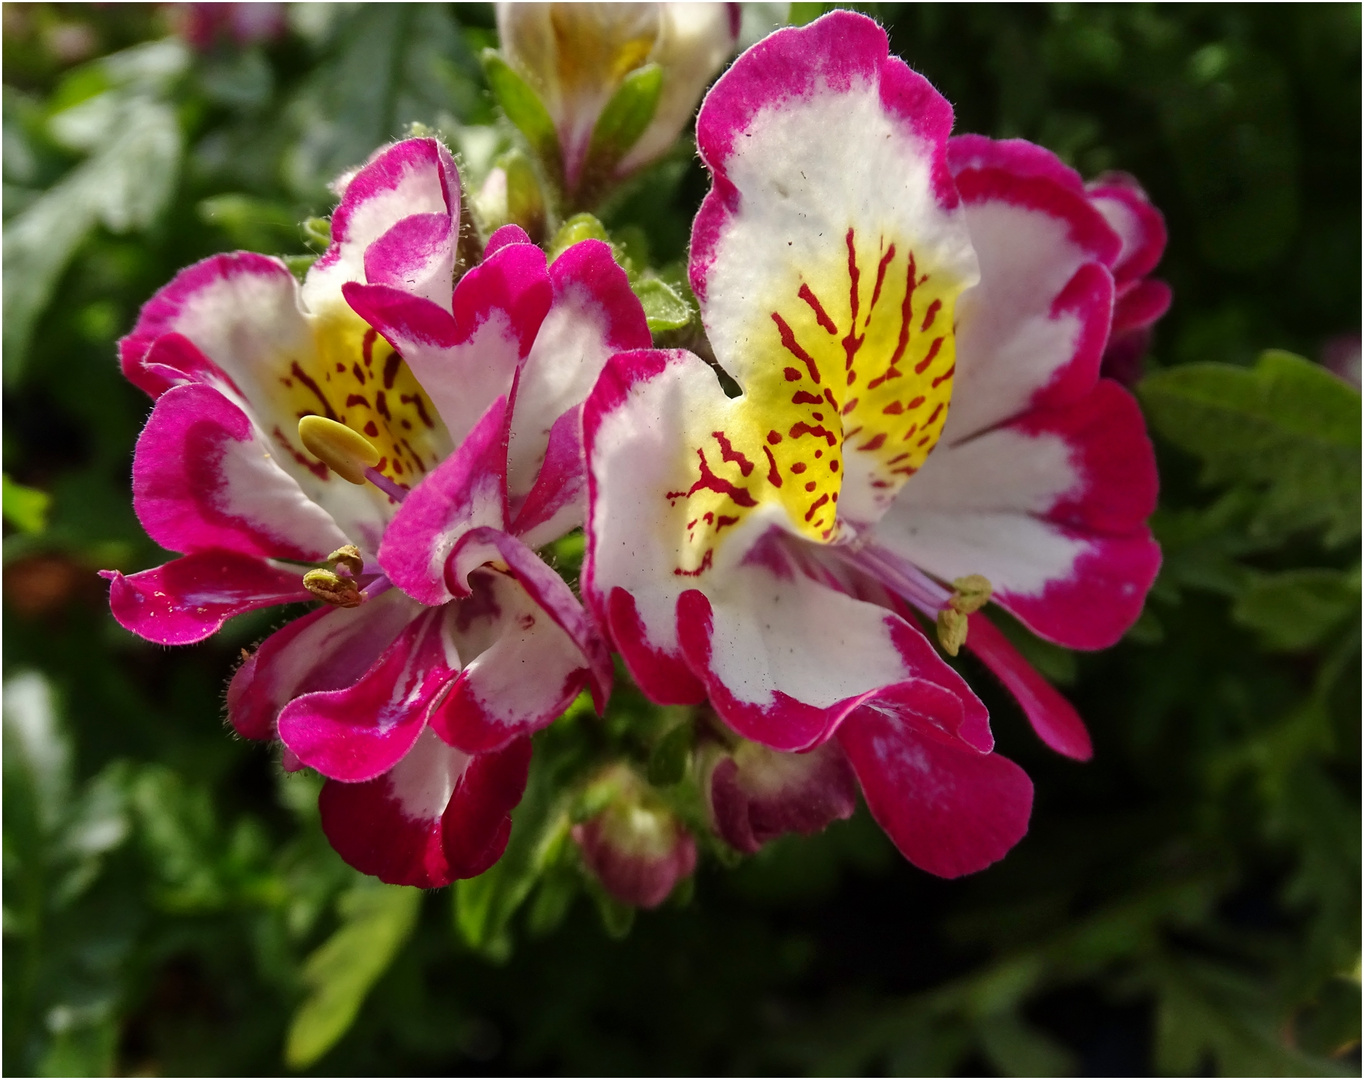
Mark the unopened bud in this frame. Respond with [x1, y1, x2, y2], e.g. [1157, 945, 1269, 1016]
[570, 766, 696, 909]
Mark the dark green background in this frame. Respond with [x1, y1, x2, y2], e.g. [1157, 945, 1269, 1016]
[3, 4, 1359, 1075]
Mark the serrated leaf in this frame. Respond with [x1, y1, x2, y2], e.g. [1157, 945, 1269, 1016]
[285, 883, 422, 1069]
[1232, 568, 1360, 652]
[481, 49, 559, 166]
[1140, 351, 1362, 545]
[634, 276, 693, 333]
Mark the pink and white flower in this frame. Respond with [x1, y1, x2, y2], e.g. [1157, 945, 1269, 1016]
[583, 12, 1162, 877]
[104, 137, 650, 887]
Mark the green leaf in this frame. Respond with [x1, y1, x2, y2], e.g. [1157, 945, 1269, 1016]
[481, 49, 560, 166]
[284, 6, 483, 196]
[633, 276, 694, 334]
[584, 63, 663, 168]
[1139, 351, 1362, 545]
[1232, 568, 1361, 652]
[976, 1012, 1077, 1077]
[646, 721, 692, 787]
[3, 91, 181, 384]
[2, 474, 51, 534]
[453, 752, 563, 961]
[284, 883, 422, 1070]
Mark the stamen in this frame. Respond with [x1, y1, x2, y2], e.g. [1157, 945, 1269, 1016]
[298, 415, 381, 485]
[936, 607, 968, 656]
[948, 574, 992, 614]
[327, 544, 365, 578]
[302, 568, 363, 607]
[362, 467, 408, 504]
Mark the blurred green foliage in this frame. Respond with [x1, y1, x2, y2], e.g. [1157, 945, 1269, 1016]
[3, 3, 1359, 1076]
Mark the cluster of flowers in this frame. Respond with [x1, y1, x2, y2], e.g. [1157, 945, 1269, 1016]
[105, 8, 1167, 906]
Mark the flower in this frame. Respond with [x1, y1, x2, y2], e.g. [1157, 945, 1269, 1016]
[104, 137, 650, 886]
[570, 764, 697, 908]
[495, 2, 739, 198]
[583, 12, 1162, 876]
[1086, 172, 1172, 386]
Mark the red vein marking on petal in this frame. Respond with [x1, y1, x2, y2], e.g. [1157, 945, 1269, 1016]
[666, 448, 759, 507]
[926, 402, 944, 426]
[346, 394, 370, 409]
[869, 242, 897, 320]
[829, 460, 840, 472]
[766, 430, 782, 444]
[273, 425, 329, 479]
[803, 493, 830, 522]
[799, 283, 838, 335]
[791, 462, 807, 474]
[900, 422, 919, 442]
[364, 421, 379, 437]
[783, 367, 803, 382]
[712, 431, 754, 476]
[362, 327, 378, 367]
[290, 362, 338, 420]
[789, 421, 838, 446]
[931, 362, 956, 388]
[858, 432, 887, 452]
[715, 514, 740, 531]
[843, 397, 860, 415]
[882, 401, 904, 415]
[805, 481, 817, 491]
[351, 362, 366, 384]
[375, 391, 390, 419]
[907, 395, 926, 409]
[399, 393, 435, 429]
[791, 390, 824, 405]
[763, 445, 782, 486]
[772, 313, 821, 384]
[383, 351, 402, 390]
[914, 336, 944, 375]
[674, 549, 714, 577]
[920, 298, 941, 332]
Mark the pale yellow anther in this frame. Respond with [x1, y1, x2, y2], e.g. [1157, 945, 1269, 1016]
[302, 568, 363, 608]
[328, 544, 365, 579]
[949, 574, 993, 615]
[298, 415, 381, 485]
[936, 607, 968, 657]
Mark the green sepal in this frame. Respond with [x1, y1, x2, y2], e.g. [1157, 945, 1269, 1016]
[584, 63, 663, 169]
[633, 276, 694, 334]
[547, 212, 611, 264]
[481, 49, 560, 167]
[281, 254, 318, 282]
[302, 215, 332, 249]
